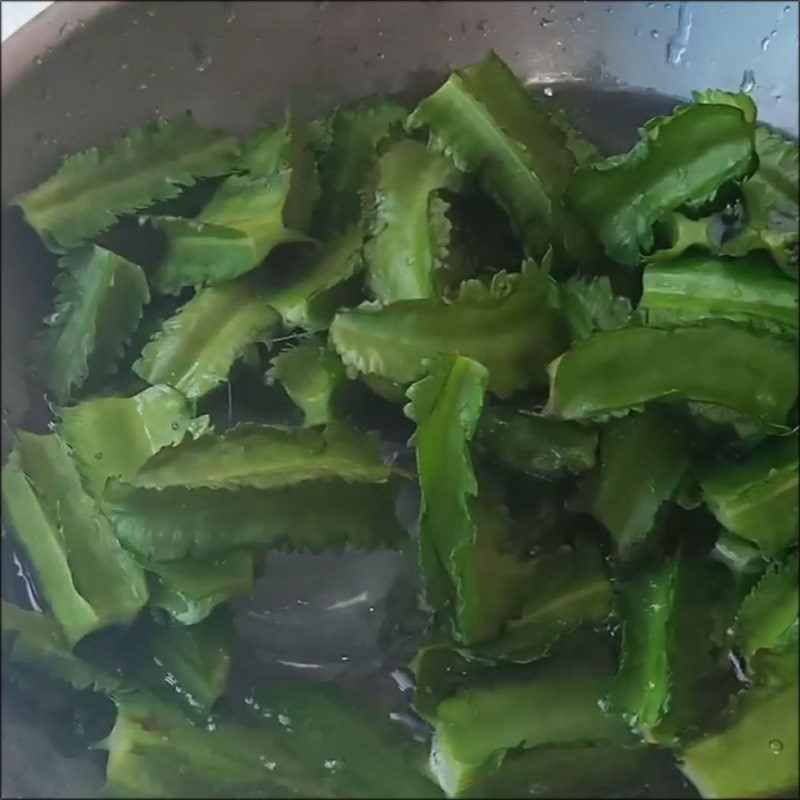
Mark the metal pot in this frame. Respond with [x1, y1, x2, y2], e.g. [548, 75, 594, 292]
[1, 2, 796, 796]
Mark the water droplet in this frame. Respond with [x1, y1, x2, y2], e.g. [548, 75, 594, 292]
[277, 714, 292, 727]
[476, 19, 490, 35]
[769, 739, 784, 753]
[739, 69, 756, 93]
[222, 1, 236, 22]
[543, 86, 554, 97]
[540, 18, 554, 27]
[260, 757, 277, 770]
[783, 3, 791, 12]
[377, 52, 385, 60]
[137, 82, 148, 91]
[323, 759, 341, 771]
[760, 36, 771, 51]
[651, 29, 660, 38]
[146, 7, 156, 17]
[120, 62, 128, 70]
[33, 55, 43, 66]
[647, 1, 654, 6]
[191, 43, 212, 72]
[634, 26, 641, 36]
[531, 4, 538, 13]
[94, 452, 103, 460]
[666, 1, 693, 65]
[131, 17, 139, 25]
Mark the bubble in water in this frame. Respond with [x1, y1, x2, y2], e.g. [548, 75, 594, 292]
[739, 69, 756, 93]
[769, 739, 784, 753]
[191, 42, 212, 72]
[543, 86, 554, 97]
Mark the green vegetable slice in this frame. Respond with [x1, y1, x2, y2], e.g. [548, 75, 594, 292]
[365, 139, 461, 302]
[648, 124, 798, 274]
[566, 99, 756, 265]
[142, 552, 254, 626]
[2, 433, 148, 645]
[431, 664, 635, 786]
[100, 684, 437, 799]
[13, 112, 239, 252]
[700, 433, 799, 553]
[680, 645, 798, 799]
[477, 407, 597, 478]
[269, 338, 347, 427]
[1, 601, 119, 692]
[641, 253, 798, 335]
[611, 556, 737, 744]
[406, 354, 535, 644]
[313, 95, 406, 238]
[267, 226, 365, 330]
[449, 743, 675, 800]
[407, 52, 587, 260]
[719, 125, 799, 275]
[148, 173, 308, 293]
[237, 114, 320, 229]
[128, 608, 234, 718]
[558, 276, 638, 342]
[610, 556, 676, 734]
[33, 245, 150, 403]
[736, 553, 799, 660]
[332, 262, 568, 397]
[131, 422, 389, 490]
[545, 323, 798, 425]
[577, 409, 690, 557]
[57, 384, 209, 497]
[746, 124, 799, 220]
[104, 478, 406, 560]
[471, 541, 613, 663]
[133, 273, 280, 399]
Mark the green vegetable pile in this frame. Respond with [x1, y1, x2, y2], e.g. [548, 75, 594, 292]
[2, 53, 798, 798]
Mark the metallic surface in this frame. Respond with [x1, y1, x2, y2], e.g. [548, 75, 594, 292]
[1, 2, 797, 796]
